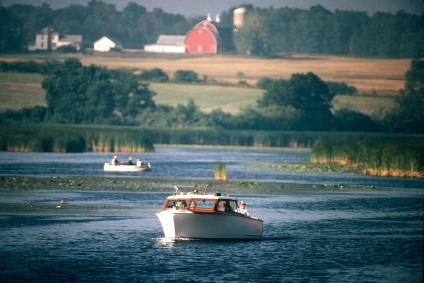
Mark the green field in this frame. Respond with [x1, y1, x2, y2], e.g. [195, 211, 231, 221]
[150, 83, 263, 114]
[0, 72, 46, 111]
[0, 53, 404, 115]
[0, 71, 396, 116]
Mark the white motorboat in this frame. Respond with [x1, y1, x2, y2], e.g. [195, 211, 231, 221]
[103, 163, 151, 172]
[156, 190, 263, 240]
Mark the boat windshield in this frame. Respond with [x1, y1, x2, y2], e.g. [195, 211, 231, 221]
[189, 199, 215, 210]
[217, 200, 238, 212]
[165, 198, 215, 210]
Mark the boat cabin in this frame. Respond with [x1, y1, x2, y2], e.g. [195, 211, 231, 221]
[162, 194, 239, 213]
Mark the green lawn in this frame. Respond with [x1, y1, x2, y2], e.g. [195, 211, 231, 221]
[0, 72, 396, 117]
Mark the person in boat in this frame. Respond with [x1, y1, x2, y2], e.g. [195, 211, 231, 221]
[218, 200, 226, 211]
[218, 200, 232, 212]
[128, 157, 133, 165]
[111, 155, 123, 165]
[237, 201, 250, 217]
[136, 159, 142, 166]
[189, 201, 196, 209]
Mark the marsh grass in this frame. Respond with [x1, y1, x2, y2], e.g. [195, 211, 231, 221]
[311, 140, 424, 178]
[214, 162, 227, 181]
[0, 125, 154, 153]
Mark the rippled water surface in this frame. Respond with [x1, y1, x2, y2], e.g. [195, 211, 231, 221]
[0, 148, 423, 282]
[0, 147, 423, 188]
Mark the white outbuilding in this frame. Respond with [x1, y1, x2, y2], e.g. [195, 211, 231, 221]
[93, 36, 122, 52]
[144, 35, 186, 53]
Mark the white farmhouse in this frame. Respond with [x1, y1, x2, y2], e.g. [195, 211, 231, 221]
[144, 35, 186, 53]
[28, 26, 82, 51]
[93, 36, 122, 52]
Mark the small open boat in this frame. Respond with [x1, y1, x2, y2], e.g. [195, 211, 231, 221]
[103, 163, 151, 172]
[156, 189, 263, 240]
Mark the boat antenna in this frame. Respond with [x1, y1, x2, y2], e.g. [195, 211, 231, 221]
[203, 184, 208, 194]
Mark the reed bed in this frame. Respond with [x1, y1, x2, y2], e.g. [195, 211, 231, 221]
[0, 125, 154, 153]
[0, 125, 424, 154]
[214, 162, 228, 181]
[311, 140, 424, 178]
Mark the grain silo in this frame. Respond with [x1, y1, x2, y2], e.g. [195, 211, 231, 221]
[233, 7, 246, 30]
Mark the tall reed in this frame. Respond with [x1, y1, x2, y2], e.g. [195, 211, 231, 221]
[215, 162, 227, 181]
[0, 125, 154, 153]
[312, 140, 424, 178]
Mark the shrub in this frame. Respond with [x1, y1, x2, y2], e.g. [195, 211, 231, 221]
[173, 70, 198, 83]
[139, 68, 169, 82]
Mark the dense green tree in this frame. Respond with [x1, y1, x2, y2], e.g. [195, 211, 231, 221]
[333, 109, 380, 131]
[41, 58, 155, 124]
[0, 7, 24, 51]
[109, 69, 156, 123]
[258, 72, 334, 130]
[43, 58, 87, 123]
[384, 59, 424, 132]
[83, 66, 115, 123]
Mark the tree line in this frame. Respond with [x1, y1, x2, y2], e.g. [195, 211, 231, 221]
[0, 58, 423, 133]
[232, 5, 424, 58]
[0, 1, 423, 58]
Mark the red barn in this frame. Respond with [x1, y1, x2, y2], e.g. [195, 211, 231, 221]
[185, 20, 222, 54]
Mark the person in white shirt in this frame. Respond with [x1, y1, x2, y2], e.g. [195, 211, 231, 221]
[238, 201, 250, 217]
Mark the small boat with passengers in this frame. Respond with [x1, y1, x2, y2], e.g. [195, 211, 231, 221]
[103, 163, 151, 172]
[156, 187, 263, 240]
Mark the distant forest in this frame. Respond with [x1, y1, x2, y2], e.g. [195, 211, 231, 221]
[1, 1, 423, 58]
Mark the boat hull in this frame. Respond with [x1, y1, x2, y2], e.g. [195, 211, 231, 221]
[103, 163, 149, 172]
[156, 210, 263, 240]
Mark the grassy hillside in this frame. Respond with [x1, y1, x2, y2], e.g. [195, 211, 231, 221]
[0, 53, 407, 115]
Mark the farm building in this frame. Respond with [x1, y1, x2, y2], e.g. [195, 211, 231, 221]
[144, 35, 185, 53]
[184, 20, 222, 54]
[28, 26, 82, 51]
[93, 36, 122, 52]
[144, 17, 234, 54]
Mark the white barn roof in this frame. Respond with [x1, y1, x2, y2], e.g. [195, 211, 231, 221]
[156, 35, 185, 45]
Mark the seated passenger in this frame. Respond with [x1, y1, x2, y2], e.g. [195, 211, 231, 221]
[111, 155, 123, 165]
[218, 201, 225, 211]
[237, 201, 250, 217]
[189, 201, 196, 209]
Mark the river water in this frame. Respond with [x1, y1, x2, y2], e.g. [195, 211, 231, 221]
[0, 147, 423, 282]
